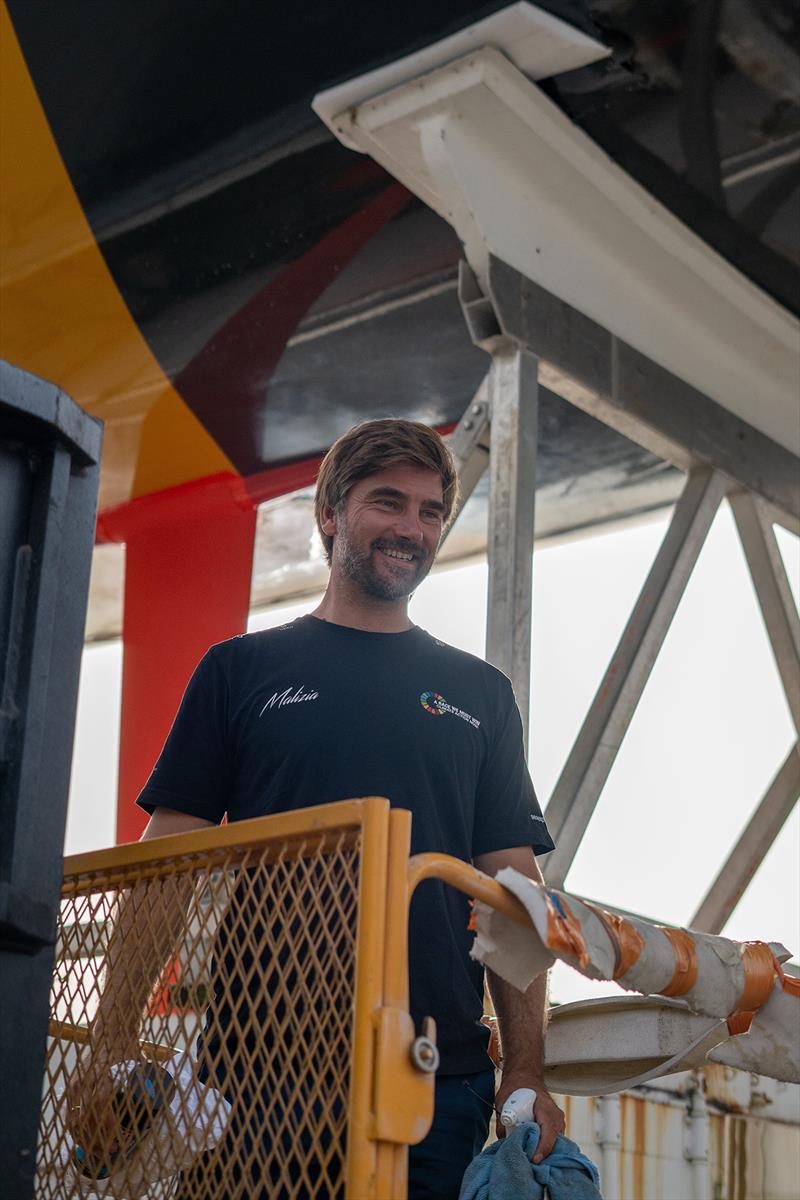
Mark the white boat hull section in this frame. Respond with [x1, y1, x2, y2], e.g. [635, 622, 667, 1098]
[544, 995, 728, 1096]
[315, 39, 800, 458]
[312, 2, 609, 146]
[544, 993, 800, 1099]
[707, 984, 800, 1083]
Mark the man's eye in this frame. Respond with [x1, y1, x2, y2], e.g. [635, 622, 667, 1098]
[422, 510, 442, 522]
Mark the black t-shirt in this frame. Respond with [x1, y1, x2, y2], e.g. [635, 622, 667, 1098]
[137, 615, 554, 1073]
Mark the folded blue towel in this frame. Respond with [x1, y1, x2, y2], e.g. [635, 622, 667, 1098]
[458, 1122, 603, 1200]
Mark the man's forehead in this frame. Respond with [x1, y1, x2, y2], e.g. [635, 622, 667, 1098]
[351, 464, 444, 501]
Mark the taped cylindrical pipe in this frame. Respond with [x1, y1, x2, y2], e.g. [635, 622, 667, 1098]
[471, 867, 794, 1031]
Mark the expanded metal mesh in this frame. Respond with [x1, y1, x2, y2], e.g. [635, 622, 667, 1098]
[36, 826, 361, 1199]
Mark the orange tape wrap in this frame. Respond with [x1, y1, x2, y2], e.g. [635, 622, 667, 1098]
[658, 927, 698, 997]
[544, 889, 589, 968]
[726, 1010, 755, 1036]
[467, 901, 477, 932]
[583, 902, 645, 980]
[736, 942, 779, 1012]
[782, 972, 800, 998]
[726, 941, 789, 1035]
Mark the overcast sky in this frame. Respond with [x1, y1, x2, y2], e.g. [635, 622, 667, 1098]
[66, 503, 799, 1003]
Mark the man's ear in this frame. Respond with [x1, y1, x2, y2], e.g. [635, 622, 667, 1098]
[319, 503, 338, 538]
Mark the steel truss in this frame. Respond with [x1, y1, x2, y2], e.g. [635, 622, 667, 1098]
[447, 255, 799, 925]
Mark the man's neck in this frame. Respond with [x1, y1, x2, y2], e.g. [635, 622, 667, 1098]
[311, 578, 413, 633]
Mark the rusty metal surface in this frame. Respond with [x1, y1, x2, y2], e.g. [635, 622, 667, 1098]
[553, 1070, 800, 1200]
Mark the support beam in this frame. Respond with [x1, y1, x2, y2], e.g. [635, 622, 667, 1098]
[542, 468, 728, 886]
[691, 745, 800, 934]
[442, 374, 490, 534]
[101, 476, 257, 843]
[316, 44, 800, 496]
[730, 489, 800, 733]
[485, 345, 538, 750]
[487, 257, 800, 531]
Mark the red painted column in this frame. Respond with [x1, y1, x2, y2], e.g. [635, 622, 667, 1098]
[98, 474, 257, 843]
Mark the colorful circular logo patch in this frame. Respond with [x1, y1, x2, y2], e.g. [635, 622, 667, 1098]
[420, 691, 446, 716]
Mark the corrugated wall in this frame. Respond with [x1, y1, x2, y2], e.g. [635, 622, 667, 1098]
[555, 1078, 800, 1200]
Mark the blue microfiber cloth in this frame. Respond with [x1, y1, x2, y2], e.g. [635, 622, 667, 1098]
[458, 1122, 603, 1200]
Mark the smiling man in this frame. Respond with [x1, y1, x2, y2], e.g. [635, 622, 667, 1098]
[314, 432, 447, 618]
[330, 470, 442, 600]
[85, 419, 562, 1200]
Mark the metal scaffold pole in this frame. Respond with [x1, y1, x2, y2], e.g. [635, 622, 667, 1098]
[485, 345, 539, 750]
[730, 489, 800, 732]
[691, 745, 800, 934]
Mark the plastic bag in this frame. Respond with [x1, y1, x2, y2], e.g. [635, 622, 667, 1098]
[60, 1049, 231, 1198]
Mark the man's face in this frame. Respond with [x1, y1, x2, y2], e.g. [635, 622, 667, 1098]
[324, 464, 446, 601]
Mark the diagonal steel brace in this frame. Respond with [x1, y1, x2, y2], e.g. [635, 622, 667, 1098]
[542, 468, 728, 886]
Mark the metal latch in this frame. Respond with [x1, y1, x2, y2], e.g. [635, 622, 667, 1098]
[371, 1009, 437, 1144]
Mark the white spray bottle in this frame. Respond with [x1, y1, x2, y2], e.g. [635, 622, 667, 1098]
[500, 1087, 537, 1129]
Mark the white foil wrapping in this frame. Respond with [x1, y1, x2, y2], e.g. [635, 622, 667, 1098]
[59, 1050, 231, 1198]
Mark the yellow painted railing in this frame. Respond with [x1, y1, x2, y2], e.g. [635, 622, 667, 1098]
[38, 800, 506, 1199]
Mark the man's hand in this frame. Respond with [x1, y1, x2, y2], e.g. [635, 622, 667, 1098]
[66, 810, 209, 1166]
[475, 847, 565, 1162]
[66, 1044, 125, 1167]
[493, 1070, 565, 1163]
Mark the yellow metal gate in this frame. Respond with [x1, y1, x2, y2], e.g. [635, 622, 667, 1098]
[36, 798, 523, 1200]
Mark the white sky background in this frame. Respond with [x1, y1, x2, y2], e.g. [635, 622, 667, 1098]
[66, 503, 799, 1004]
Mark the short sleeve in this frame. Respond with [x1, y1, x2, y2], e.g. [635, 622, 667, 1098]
[135, 646, 230, 823]
[472, 679, 554, 858]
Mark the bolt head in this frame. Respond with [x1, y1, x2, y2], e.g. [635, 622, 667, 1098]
[410, 1035, 441, 1074]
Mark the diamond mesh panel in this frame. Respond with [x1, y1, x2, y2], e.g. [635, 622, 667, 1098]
[36, 827, 361, 1200]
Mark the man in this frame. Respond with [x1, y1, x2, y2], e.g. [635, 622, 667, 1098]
[82, 419, 564, 1198]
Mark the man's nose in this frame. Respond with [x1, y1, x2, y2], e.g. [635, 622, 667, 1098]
[393, 509, 424, 542]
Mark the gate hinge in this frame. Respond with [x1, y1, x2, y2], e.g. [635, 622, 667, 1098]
[371, 1008, 437, 1145]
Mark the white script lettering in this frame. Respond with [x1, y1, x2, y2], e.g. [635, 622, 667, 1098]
[259, 685, 320, 717]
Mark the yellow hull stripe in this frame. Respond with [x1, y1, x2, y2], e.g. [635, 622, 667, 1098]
[0, 2, 235, 506]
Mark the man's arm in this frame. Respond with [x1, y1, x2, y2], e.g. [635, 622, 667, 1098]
[69, 808, 214, 1153]
[91, 808, 215, 1052]
[472, 846, 565, 1163]
[92, 807, 215, 1053]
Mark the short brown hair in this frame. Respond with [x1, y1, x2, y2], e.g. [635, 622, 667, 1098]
[314, 419, 459, 564]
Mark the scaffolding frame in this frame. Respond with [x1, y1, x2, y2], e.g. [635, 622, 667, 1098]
[447, 254, 799, 925]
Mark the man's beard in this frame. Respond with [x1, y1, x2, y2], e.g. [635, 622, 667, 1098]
[336, 528, 432, 601]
